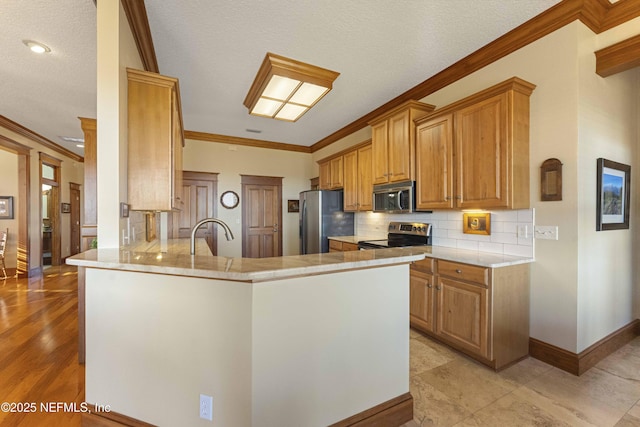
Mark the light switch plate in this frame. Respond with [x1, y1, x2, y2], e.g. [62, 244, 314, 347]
[534, 225, 558, 240]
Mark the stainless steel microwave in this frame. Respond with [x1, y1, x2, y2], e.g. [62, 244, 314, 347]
[372, 181, 415, 213]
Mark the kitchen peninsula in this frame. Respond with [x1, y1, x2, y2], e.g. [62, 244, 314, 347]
[67, 246, 425, 426]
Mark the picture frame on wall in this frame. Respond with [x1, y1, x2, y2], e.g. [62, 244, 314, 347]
[596, 158, 631, 231]
[0, 196, 14, 219]
[287, 199, 299, 213]
[463, 212, 491, 235]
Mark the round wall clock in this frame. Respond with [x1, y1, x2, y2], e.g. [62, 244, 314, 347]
[220, 191, 239, 209]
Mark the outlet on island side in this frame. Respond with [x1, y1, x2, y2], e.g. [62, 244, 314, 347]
[200, 394, 213, 421]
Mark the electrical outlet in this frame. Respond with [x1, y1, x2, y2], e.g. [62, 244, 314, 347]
[534, 225, 558, 240]
[200, 394, 213, 421]
[517, 225, 528, 238]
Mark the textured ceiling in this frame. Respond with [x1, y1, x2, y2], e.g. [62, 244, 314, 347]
[0, 0, 562, 157]
[0, 0, 96, 156]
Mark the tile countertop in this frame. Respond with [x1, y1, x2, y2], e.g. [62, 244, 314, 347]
[328, 236, 534, 268]
[66, 246, 426, 283]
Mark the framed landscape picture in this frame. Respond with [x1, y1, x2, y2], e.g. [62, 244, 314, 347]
[596, 158, 630, 231]
[0, 196, 14, 219]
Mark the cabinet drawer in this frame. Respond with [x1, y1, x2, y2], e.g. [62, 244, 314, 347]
[342, 242, 358, 252]
[328, 240, 343, 251]
[411, 258, 434, 274]
[437, 260, 488, 286]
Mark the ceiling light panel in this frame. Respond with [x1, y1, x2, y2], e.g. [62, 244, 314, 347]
[244, 52, 339, 122]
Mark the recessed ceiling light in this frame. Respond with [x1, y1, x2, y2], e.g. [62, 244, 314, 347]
[23, 40, 51, 54]
[76, 144, 85, 148]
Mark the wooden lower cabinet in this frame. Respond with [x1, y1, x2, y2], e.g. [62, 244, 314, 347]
[410, 258, 529, 370]
[328, 240, 358, 252]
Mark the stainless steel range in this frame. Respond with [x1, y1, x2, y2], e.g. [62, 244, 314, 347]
[358, 221, 432, 249]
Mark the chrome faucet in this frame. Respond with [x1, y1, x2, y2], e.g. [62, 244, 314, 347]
[190, 218, 234, 255]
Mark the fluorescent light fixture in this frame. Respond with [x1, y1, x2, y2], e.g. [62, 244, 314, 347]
[244, 52, 339, 122]
[23, 40, 51, 54]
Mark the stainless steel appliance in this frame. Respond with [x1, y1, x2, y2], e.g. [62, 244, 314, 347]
[372, 181, 415, 213]
[358, 221, 432, 249]
[299, 190, 354, 254]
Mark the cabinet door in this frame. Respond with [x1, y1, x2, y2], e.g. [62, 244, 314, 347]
[410, 269, 435, 333]
[388, 110, 412, 182]
[330, 156, 344, 189]
[455, 93, 508, 208]
[371, 121, 389, 184]
[416, 114, 454, 209]
[436, 277, 489, 358]
[319, 161, 331, 190]
[357, 144, 373, 211]
[343, 150, 358, 211]
[171, 89, 184, 210]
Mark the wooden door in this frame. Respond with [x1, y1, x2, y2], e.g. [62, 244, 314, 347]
[410, 269, 435, 333]
[371, 120, 389, 184]
[388, 110, 411, 182]
[455, 93, 508, 208]
[69, 183, 81, 256]
[436, 277, 489, 358]
[416, 114, 454, 210]
[343, 150, 358, 211]
[242, 176, 282, 258]
[357, 144, 373, 211]
[171, 172, 217, 254]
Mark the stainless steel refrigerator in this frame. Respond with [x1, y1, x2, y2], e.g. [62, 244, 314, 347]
[299, 190, 354, 254]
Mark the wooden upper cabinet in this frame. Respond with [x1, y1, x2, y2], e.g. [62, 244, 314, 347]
[356, 144, 373, 211]
[343, 150, 358, 211]
[370, 101, 435, 185]
[415, 77, 535, 210]
[318, 157, 343, 190]
[319, 161, 331, 190]
[127, 68, 184, 211]
[415, 114, 454, 210]
[330, 156, 344, 189]
[343, 142, 373, 212]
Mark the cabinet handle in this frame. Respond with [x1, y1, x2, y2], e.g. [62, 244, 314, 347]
[445, 196, 451, 201]
[436, 285, 441, 291]
[455, 196, 462, 200]
[427, 283, 432, 288]
[455, 269, 462, 274]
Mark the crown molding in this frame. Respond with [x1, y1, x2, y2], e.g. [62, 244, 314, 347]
[309, 0, 640, 153]
[0, 115, 83, 162]
[184, 130, 312, 153]
[595, 33, 640, 76]
[121, 0, 159, 73]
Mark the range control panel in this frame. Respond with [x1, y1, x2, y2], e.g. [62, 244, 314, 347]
[387, 221, 432, 237]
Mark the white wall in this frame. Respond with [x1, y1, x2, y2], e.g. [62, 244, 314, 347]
[96, 0, 143, 248]
[183, 139, 314, 257]
[85, 264, 410, 426]
[0, 149, 18, 269]
[575, 23, 639, 351]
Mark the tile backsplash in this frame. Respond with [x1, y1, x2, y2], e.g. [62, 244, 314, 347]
[355, 209, 535, 258]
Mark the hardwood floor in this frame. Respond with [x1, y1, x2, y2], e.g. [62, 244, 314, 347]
[0, 265, 84, 426]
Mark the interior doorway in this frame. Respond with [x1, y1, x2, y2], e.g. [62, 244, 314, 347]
[170, 171, 219, 255]
[69, 182, 81, 256]
[40, 153, 61, 267]
[241, 175, 282, 258]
